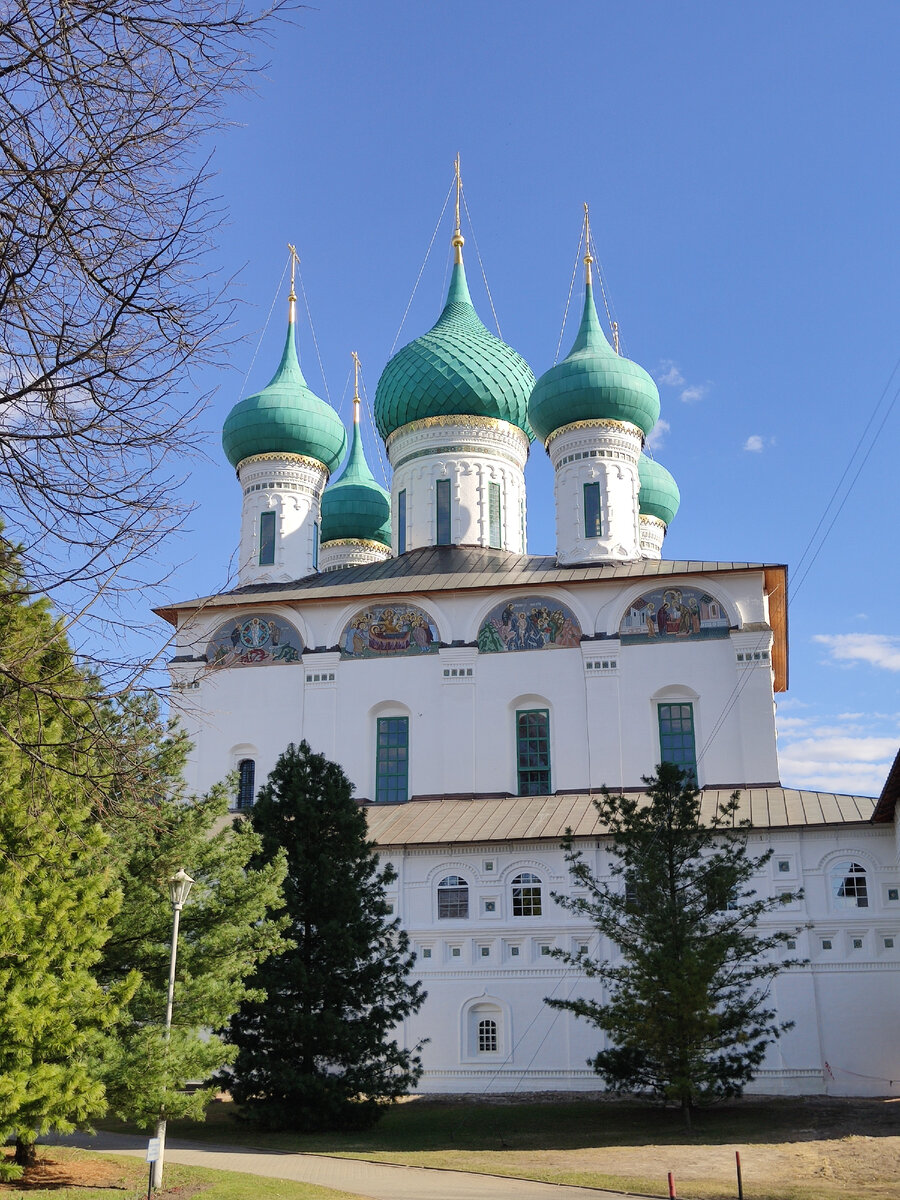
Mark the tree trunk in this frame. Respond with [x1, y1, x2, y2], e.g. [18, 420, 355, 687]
[681, 1098, 693, 1131]
[14, 1137, 37, 1168]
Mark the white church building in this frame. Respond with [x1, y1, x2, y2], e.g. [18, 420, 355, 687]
[158, 204, 900, 1098]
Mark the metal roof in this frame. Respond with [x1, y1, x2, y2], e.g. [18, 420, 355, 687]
[364, 788, 878, 847]
[873, 747, 900, 822]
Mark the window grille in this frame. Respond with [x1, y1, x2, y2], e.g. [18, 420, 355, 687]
[437, 875, 469, 919]
[512, 872, 542, 917]
[516, 709, 550, 795]
[376, 716, 408, 804]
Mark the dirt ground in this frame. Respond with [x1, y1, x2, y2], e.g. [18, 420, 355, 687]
[0, 1148, 202, 1196]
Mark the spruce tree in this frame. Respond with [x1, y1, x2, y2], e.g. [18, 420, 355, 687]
[548, 762, 803, 1124]
[226, 741, 425, 1130]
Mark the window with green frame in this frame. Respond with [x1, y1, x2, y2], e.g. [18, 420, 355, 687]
[397, 489, 407, 554]
[259, 510, 276, 565]
[583, 482, 602, 538]
[516, 708, 550, 796]
[436, 478, 451, 545]
[376, 716, 409, 804]
[312, 520, 319, 570]
[657, 702, 698, 780]
[488, 482, 502, 549]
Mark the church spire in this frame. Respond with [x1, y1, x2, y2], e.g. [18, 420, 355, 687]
[452, 152, 465, 265]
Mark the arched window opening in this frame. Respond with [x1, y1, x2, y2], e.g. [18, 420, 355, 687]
[832, 861, 869, 909]
[437, 875, 469, 919]
[516, 708, 551, 795]
[478, 1019, 498, 1053]
[237, 758, 256, 809]
[512, 872, 542, 917]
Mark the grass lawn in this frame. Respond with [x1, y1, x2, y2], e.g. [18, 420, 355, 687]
[102, 1094, 900, 1200]
[0, 1144, 367, 1200]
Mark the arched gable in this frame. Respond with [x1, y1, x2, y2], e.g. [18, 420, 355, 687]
[476, 594, 583, 653]
[205, 612, 303, 668]
[339, 602, 441, 659]
[615, 584, 733, 644]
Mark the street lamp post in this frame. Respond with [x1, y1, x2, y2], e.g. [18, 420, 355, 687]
[152, 868, 194, 1191]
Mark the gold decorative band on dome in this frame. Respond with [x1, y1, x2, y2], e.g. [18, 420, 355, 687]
[544, 417, 643, 450]
[639, 513, 668, 529]
[237, 452, 330, 475]
[320, 538, 391, 552]
[385, 413, 531, 454]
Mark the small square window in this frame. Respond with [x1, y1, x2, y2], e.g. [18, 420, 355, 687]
[786, 939, 797, 950]
[451, 947, 461, 958]
[385, 903, 394, 914]
[888, 888, 899, 902]
[510, 945, 520, 957]
[885, 937, 895, 949]
[780, 892, 793, 903]
[578, 944, 589, 955]
[540, 944, 551, 956]
[821, 938, 833, 950]
[484, 860, 495, 872]
[484, 900, 496, 913]
[852, 937, 863, 950]
[778, 860, 790, 873]
[421, 947, 432, 959]
[480, 946, 490, 958]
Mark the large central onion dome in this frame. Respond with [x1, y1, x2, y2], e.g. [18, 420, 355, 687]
[320, 408, 391, 547]
[375, 258, 536, 441]
[222, 318, 347, 473]
[638, 452, 680, 525]
[528, 276, 660, 443]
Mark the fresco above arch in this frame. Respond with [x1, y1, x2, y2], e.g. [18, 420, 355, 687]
[340, 604, 439, 659]
[477, 597, 582, 652]
[205, 613, 303, 667]
[618, 587, 730, 644]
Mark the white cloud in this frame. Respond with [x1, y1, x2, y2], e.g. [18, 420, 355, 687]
[777, 734, 896, 797]
[680, 384, 709, 404]
[744, 434, 764, 452]
[656, 360, 684, 387]
[645, 418, 670, 451]
[813, 633, 900, 673]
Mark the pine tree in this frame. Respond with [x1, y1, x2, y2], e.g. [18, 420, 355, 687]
[548, 763, 803, 1124]
[226, 741, 425, 1130]
[0, 551, 135, 1171]
[94, 698, 290, 1130]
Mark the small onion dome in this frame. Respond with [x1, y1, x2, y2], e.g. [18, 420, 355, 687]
[638, 453, 680, 525]
[222, 320, 347, 473]
[320, 417, 391, 547]
[528, 279, 660, 443]
[374, 259, 536, 441]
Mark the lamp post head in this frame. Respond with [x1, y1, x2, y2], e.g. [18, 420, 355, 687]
[168, 868, 195, 909]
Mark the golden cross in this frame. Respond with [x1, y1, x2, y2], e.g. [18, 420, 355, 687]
[452, 152, 465, 262]
[351, 351, 361, 421]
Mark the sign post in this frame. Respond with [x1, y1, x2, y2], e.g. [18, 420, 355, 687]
[146, 1137, 161, 1199]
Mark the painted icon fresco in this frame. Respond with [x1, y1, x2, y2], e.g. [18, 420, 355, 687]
[340, 604, 439, 658]
[205, 613, 303, 667]
[477, 597, 582, 652]
[618, 587, 731, 643]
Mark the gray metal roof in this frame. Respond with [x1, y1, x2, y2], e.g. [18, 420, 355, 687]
[157, 545, 780, 619]
[364, 788, 878, 847]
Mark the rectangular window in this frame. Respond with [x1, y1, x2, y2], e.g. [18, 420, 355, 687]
[583, 482, 602, 539]
[397, 489, 407, 554]
[657, 703, 698, 780]
[488, 482, 502, 549]
[516, 709, 551, 796]
[376, 716, 409, 804]
[312, 520, 319, 570]
[436, 478, 451, 546]
[520, 498, 526, 552]
[259, 510, 276, 565]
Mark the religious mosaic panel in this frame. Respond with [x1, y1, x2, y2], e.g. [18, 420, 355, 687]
[618, 587, 731, 644]
[340, 604, 440, 659]
[205, 613, 303, 667]
[477, 597, 582, 652]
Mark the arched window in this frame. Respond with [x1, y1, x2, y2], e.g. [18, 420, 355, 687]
[437, 875, 469, 919]
[478, 1018, 498, 1053]
[516, 709, 551, 795]
[832, 861, 869, 909]
[236, 758, 256, 809]
[511, 872, 542, 917]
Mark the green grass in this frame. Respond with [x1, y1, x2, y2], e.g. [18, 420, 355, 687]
[0, 1146, 367, 1200]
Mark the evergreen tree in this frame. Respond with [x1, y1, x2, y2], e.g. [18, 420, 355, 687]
[0, 551, 135, 1171]
[94, 699, 290, 1130]
[226, 741, 425, 1130]
[548, 763, 803, 1124]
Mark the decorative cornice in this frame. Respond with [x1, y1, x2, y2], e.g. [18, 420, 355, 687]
[320, 537, 391, 553]
[237, 452, 329, 475]
[545, 417, 642, 450]
[639, 513, 667, 529]
[385, 414, 530, 455]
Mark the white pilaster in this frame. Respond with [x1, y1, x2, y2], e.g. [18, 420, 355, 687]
[236, 452, 328, 585]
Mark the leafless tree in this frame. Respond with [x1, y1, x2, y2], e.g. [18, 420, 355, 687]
[0, 1, 289, 688]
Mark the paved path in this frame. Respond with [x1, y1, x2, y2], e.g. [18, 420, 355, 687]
[51, 1131, 631, 1200]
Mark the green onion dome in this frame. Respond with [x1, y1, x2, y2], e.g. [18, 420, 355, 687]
[374, 259, 536, 441]
[528, 278, 660, 443]
[320, 414, 391, 547]
[223, 318, 347, 473]
[638, 452, 680, 525]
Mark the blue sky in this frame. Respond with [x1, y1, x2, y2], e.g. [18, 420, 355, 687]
[164, 0, 900, 797]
